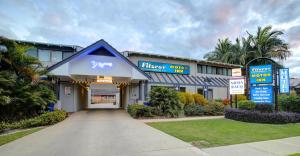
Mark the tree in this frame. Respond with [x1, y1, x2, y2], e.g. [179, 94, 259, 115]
[0, 37, 56, 121]
[203, 26, 291, 66]
[204, 38, 232, 62]
[248, 26, 291, 60]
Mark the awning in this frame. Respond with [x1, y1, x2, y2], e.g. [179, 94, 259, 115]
[147, 72, 228, 87]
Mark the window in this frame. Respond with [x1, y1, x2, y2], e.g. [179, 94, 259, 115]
[202, 65, 207, 74]
[38, 49, 51, 62]
[179, 87, 186, 92]
[197, 64, 202, 73]
[197, 88, 203, 95]
[63, 52, 73, 59]
[26, 48, 37, 57]
[223, 68, 228, 76]
[217, 67, 223, 75]
[211, 66, 217, 74]
[207, 89, 213, 100]
[228, 69, 232, 76]
[207, 66, 212, 74]
[52, 51, 62, 62]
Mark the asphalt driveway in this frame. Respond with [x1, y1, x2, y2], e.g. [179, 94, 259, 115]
[0, 110, 206, 156]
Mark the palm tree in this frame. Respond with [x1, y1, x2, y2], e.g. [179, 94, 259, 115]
[248, 26, 291, 60]
[203, 26, 291, 66]
[204, 38, 232, 62]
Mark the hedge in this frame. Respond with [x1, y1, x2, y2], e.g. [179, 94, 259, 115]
[0, 110, 67, 132]
[225, 108, 300, 124]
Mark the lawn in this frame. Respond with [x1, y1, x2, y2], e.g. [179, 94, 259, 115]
[0, 128, 43, 146]
[148, 119, 300, 148]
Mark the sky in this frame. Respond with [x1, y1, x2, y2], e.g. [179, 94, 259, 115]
[0, 0, 299, 77]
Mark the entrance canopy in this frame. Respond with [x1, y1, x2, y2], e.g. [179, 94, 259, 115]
[48, 39, 150, 83]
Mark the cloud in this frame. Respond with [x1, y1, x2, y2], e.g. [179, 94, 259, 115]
[0, 0, 299, 76]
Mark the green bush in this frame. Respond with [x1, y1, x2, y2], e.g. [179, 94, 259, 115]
[193, 94, 208, 106]
[150, 87, 183, 117]
[0, 122, 7, 132]
[184, 104, 204, 116]
[9, 110, 67, 129]
[238, 100, 256, 110]
[279, 95, 300, 113]
[127, 104, 153, 118]
[204, 101, 224, 115]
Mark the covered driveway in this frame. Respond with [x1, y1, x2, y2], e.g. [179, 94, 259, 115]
[0, 110, 207, 156]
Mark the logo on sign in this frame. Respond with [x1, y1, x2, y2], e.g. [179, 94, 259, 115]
[138, 61, 190, 74]
[250, 64, 272, 84]
[90, 60, 113, 69]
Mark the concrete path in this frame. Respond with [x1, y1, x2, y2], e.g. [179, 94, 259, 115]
[141, 116, 224, 123]
[0, 110, 207, 156]
[203, 136, 300, 156]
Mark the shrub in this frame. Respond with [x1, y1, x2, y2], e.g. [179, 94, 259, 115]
[255, 104, 273, 112]
[178, 92, 187, 105]
[193, 94, 208, 106]
[127, 104, 153, 118]
[225, 108, 300, 124]
[233, 95, 247, 103]
[0, 122, 7, 132]
[279, 95, 300, 113]
[184, 104, 204, 116]
[9, 110, 67, 129]
[238, 100, 256, 110]
[150, 87, 183, 117]
[222, 98, 230, 106]
[204, 101, 224, 115]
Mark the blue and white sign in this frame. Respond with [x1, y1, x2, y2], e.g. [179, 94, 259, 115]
[250, 86, 273, 104]
[279, 68, 290, 94]
[138, 61, 190, 74]
[250, 64, 273, 84]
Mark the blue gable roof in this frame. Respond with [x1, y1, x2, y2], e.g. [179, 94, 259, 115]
[47, 39, 150, 79]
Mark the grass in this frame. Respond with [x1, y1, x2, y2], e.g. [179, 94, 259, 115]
[148, 119, 300, 148]
[289, 154, 300, 156]
[0, 128, 43, 146]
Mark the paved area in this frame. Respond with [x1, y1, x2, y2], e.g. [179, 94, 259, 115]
[141, 116, 224, 123]
[0, 110, 207, 156]
[203, 136, 300, 156]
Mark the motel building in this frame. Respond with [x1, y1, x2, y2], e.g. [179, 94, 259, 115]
[17, 39, 240, 112]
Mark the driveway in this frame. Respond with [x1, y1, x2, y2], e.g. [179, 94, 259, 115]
[0, 110, 207, 156]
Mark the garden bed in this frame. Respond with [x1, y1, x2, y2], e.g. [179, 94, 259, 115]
[225, 108, 300, 124]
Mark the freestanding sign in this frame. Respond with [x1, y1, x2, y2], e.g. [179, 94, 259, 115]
[250, 86, 273, 104]
[229, 78, 245, 95]
[249, 64, 273, 84]
[279, 68, 290, 94]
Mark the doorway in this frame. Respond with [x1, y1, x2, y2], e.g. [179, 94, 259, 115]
[88, 84, 120, 109]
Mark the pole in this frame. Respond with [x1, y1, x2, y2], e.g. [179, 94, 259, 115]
[274, 65, 279, 112]
[235, 94, 238, 108]
[230, 95, 233, 108]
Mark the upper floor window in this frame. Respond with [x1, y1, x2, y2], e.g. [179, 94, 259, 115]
[38, 49, 51, 62]
[197, 64, 231, 76]
[63, 52, 73, 59]
[26, 48, 38, 57]
[52, 51, 62, 62]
